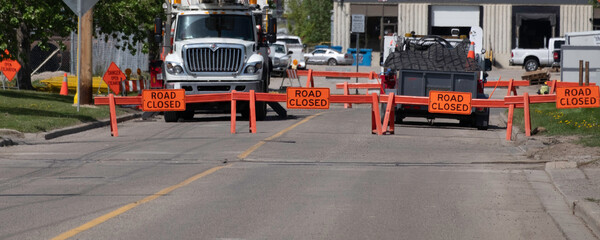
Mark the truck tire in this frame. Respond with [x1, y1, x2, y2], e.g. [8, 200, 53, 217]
[328, 58, 337, 66]
[256, 102, 267, 121]
[241, 102, 267, 121]
[524, 58, 539, 72]
[164, 111, 179, 122]
[180, 109, 195, 120]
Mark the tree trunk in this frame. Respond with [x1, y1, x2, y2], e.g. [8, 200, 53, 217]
[80, 9, 93, 105]
[17, 22, 34, 90]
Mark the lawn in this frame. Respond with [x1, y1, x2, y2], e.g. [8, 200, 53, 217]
[0, 89, 136, 133]
[513, 103, 600, 147]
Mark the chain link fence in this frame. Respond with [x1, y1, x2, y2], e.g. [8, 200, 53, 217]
[29, 32, 149, 78]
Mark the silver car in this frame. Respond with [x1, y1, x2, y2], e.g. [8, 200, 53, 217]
[304, 48, 354, 66]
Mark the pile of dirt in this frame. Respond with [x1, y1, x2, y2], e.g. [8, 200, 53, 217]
[524, 136, 600, 168]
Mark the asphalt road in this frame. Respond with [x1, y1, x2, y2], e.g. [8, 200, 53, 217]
[1, 101, 597, 239]
[0, 68, 597, 239]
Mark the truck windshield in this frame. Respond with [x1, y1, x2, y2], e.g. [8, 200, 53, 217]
[175, 14, 255, 41]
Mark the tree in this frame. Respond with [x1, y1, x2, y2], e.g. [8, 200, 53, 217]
[0, 0, 76, 90]
[93, 0, 164, 57]
[0, 0, 163, 91]
[286, 0, 332, 45]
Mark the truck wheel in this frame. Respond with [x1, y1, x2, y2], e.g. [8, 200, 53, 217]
[256, 101, 267, 121]
[164, 111, 179, 122]
[180, 109, 194, 120]
[241, 102, 267, 121]
[327, 59, 337, 66]
[524, 59, 539, 72]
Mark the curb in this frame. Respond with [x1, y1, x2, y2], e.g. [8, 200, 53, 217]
[43, 113, 142, 140]
[574, 201, 600, 238]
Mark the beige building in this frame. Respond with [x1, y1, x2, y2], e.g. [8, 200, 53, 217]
[331, 0, 595, 67]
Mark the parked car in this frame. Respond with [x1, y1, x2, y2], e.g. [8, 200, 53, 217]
[510, 37, 565, 71]
[304, 48, 354, 66]
[269, 42, 292, 76]
[276, 35, 306, 69]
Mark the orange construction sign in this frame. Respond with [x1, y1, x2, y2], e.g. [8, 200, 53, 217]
[141, 89, 186, 112]
[286, 87, 330, 109]
[556, 86, 600, 109]
[103, 62, 126, 94]
[428, 90, 472, 115]
[0, 50, 21, 81]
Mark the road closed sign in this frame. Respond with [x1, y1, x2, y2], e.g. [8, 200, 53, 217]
[286, 87, 330, 109]
[556, 86, 600, 109]
[142, 89, 186, 112]
[428, 91, 472, 115]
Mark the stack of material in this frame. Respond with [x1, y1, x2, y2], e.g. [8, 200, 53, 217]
[522, 69, 550, 85]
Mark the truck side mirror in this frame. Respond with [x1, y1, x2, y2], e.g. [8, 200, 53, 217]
[267, 18, 277, 44]
[154, 17, 163, 44]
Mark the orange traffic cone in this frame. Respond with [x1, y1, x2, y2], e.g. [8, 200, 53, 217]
[60, 73, 68, 95]
[467, 42, 475, 59]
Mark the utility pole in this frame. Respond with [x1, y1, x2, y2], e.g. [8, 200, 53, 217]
[80, 8, 93, 105]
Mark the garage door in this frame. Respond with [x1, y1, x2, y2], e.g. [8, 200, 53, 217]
[431, 5, 480, 27]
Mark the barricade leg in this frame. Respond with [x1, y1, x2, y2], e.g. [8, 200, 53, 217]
[108, 93, 118, 137]
[549, 80, 557, 94]
[507, 79, 514, 96]
[389, 104, 395, 134]
[249, 90, 256, 133]
[343, 82, 352, 108]
[524, 92, 531, 137]
[382, 93, 395, 135]
[231, 90, 237, 134]
[371, 93, 382, 135]
[506, 104, 514, 141]
[306, 69, 314, 88]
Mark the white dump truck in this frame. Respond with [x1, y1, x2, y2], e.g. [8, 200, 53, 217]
[153, 0, 277, 122]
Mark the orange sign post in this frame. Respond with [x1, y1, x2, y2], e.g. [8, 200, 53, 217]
[556, 86, 600, 109]
[428, 91, 472, 115]
[141, 89, 186, 112]
[286, 87, 330, 109]
[102, 62, 126, 94]
[0, 51, 21, 82]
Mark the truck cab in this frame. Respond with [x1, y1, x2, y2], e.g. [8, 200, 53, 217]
[156, 0, 276, 122]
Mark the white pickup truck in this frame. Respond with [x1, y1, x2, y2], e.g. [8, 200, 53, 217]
[510, 37, 565, 71]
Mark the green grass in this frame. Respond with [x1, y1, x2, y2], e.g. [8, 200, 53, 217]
[0, 89, 135, 133]
[514, 103, 600, 147]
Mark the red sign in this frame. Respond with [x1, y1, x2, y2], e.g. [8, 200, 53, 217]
[102, 62, 126, 94]
[0, 50, 21, 81]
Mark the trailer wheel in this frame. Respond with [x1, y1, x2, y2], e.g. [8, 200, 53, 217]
[164, 111, 179, 122]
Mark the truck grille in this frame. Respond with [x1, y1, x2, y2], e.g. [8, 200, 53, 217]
[184, 47, 243, 73]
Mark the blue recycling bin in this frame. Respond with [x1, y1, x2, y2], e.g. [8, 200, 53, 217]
[347, 48, 372, 66]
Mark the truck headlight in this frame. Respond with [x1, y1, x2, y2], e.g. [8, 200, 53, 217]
[273, 58, 281, 65]
[166, 62, 184, 75]
[244, 62, 262, 74]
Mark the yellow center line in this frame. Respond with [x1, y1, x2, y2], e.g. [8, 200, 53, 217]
[237, 112, 324, 160]
[51, 164, 230, 240]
